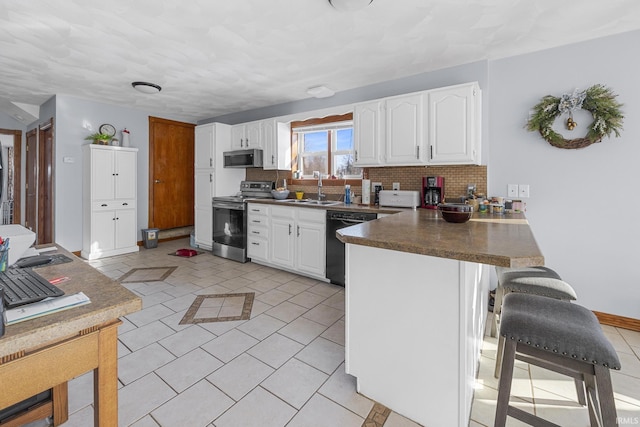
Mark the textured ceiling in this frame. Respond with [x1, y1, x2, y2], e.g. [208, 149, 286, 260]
[1, 0, 640, 124]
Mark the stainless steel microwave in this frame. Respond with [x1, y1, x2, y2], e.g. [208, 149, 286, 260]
[223, 149, 263, 168]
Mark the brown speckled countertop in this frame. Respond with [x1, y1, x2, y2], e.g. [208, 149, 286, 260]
[337, 209, 544, 268]
[0, 246, 142, 358]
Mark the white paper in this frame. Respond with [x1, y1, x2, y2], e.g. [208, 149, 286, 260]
[6, 292, 91, 325]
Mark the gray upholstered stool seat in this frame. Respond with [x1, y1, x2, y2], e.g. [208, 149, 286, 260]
[491, 266, 576, 339]
[494, 293, 620, 427]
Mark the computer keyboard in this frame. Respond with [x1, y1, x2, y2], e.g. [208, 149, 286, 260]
[0, 268, 65, 308]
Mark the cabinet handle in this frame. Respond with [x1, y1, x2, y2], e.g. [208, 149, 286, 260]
[246, 138, 249, 147]
[416, 146, 420, 159]
[271, 155, 274, 165]
[250, 208, 260, 212]
[210, 158, 213, 167]
[297, 225, 300, 237]
[430, 145, 433, 160]
[122, 202, 128, 206]
[288, 224, 292, 235]
[251, 242, 260, 246]
[252, 220, 261, 223]
[112, 217, 116, 221]
[210, 173, 213, 183]
[101, 204, 108, 207]
[241, 138, 244, 147]
[252, 230, 260, 235]
[355, 150, 358, 161]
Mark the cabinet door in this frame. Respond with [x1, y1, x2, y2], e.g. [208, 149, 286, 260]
[428, 83, 479, 165]
[270, 217, 295, 269]
[385, 93, 427, 165]
[114, 150, 137, 200]
[231, 125, 245, 149]
[194, 206, 212, 248]
[296, 220, 325, 277]
[91, 210, 116, 253]
[91, 148, 115, 201]
[354, 100, 383, 166]
[194, 170, 214, 209]
[115, 208, 137, 249]
[262, 119, 277, 170]
[245, 121, 262, 149]
[195, 125, 214, 169]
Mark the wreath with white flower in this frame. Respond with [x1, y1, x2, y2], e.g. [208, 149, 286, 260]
[526, 84, 624, 149]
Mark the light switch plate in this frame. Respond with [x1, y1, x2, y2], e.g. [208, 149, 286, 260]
[508, 184, 518, 198]
[519, 184, 530, 198]
[392, 182, 400, 191]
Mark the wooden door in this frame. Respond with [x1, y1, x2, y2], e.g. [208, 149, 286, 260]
[25, 128, 38, 233]
[38, 119, 54, 244]
[149, 117, 195, 230]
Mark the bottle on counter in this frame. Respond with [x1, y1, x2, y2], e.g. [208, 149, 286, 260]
[345, 184, 351, 204]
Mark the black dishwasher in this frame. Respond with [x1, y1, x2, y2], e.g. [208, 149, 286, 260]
[326, 210, 378, 286]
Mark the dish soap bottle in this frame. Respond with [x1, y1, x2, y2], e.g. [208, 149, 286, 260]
[345, 184, 351, 205]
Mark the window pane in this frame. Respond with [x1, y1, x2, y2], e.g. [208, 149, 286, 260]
[336, 128, 353, 151]
[333, 154, 362, 178]
[302, 155, 328, 175]
[302, 131, 328, 152]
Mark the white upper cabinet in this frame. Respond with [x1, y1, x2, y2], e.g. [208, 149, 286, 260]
[262, 119, 291, 170]
[385, 93, 427, 165]
[231, 121, 262, 149]
[353, 100, 384, 166]
[427, 82, 481, 165]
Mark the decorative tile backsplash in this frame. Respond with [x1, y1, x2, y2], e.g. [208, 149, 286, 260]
[246, 165, 487, 201]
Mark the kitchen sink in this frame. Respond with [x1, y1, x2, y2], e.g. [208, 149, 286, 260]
[276, 199, 342, 206]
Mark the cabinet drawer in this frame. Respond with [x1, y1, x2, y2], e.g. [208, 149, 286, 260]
[248, 215, 269, 227]
[247, 204, 269, 216]
[92, 200, 135, 211]
[271, 205, 296, 219]
[248, 225, 269, 239]
[247, 236, 268, 260]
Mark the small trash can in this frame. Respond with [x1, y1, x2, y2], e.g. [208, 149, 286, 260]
[141, 228, 159, 249]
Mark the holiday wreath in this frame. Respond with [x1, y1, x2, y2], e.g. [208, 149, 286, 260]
[526, 84, 624, 149]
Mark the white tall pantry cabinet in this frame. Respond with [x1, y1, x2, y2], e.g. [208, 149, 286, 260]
[82, 145, 139, 260]
[194, 123, 244, 249]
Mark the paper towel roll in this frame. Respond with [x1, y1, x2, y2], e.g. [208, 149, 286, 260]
[361, 179, 371, 205]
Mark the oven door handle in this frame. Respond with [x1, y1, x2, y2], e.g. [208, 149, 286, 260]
[213, 202, 245, 211]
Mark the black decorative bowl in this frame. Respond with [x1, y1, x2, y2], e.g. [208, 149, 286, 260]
[438, 203, 473, 223]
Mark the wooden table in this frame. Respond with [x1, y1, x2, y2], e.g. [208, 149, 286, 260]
[0, 247, 142, 426]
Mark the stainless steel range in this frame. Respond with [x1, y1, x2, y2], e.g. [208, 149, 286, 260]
[212, 180, 274, 263]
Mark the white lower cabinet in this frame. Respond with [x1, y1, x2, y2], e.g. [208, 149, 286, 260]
[247, 203, 326, 280]
[247, 204, 270, 262]
[84, 201, 137, 259]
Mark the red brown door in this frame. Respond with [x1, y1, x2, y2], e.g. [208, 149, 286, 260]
[149, 117, 195, 230]
[38, 119, 54, 244]
[25, 129, 38, 233]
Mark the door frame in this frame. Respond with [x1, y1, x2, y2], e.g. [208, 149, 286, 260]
[0, 128, 22, 224]
[148, 116, 195, 229]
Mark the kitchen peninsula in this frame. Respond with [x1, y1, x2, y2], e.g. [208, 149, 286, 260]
[337, 209, 543, 427]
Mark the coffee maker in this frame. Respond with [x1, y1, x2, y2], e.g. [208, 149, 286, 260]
[422, 176, 444, 209]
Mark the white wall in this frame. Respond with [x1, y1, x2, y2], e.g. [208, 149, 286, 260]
[53, 95, 156, 251]
[488, 30, 640, 318]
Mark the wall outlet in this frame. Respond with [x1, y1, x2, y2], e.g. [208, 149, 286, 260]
[519, 184, 530, 198]
[507, 184, 518, 198]
[392, 182, 400, 191]
[372, 182, 382, 191]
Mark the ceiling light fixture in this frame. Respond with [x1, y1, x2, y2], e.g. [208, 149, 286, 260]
[307, 85, 335, 99]
[131, 81, 162, 94]
[328, 0, 373, 11]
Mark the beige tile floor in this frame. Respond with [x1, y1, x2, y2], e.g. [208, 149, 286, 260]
[23, 238, 640, 426]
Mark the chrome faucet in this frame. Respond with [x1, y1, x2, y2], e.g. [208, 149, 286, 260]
[316, 172, 326, 200]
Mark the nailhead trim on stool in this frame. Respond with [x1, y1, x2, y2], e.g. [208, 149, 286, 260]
[494, 293, 620, 427]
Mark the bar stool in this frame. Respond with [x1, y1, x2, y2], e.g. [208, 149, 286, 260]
[491, 266, 575, 339]
[494, 293, 620, 427]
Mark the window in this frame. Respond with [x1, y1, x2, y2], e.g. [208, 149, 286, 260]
[292, 115, 362, 179]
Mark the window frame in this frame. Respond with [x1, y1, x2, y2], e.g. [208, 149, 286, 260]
[290, 113, 362, 181]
